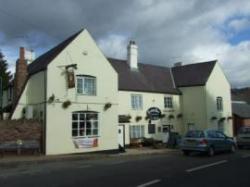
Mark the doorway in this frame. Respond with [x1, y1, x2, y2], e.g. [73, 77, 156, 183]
[162, 125, 171, 143]
[118, 125, 125, 148]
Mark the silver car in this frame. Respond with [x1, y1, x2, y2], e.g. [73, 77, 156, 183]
[237, 127, 250, 149]
[180, 130, 236, 156]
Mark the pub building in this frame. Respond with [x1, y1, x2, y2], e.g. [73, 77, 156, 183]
[1, 29, 233, 155]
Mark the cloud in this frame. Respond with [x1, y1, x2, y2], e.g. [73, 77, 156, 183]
[228, 18, 250, 32]
[0, 0, 250, 88]
[97, 34, 127, 59]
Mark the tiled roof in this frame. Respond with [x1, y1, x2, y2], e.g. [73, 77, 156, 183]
[171, 61, 217, 87]
[28, 29, 83, 76]
[232, 103, 250, 118]
[108, 58, 180, 94]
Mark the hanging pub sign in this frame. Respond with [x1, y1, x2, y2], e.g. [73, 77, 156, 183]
[67, 69, 75, 88]
[146, 107, 162, 120]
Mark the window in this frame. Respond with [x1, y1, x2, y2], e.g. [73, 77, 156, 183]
[207, 130, 217, 138]
[164, 97, 173, 108]
[77, 76, 96, 95]
[187, 123, 195, 131]
[131, 94, 143, 110]
[8, 87, 13, 101]
[185, 130, 205, 138]
[216, 131, 226, 139]
[72, 111, 98, 137]
[130, 125, 145, 139]
[148, 124, 156, 134]
[216, 97, 223, 111]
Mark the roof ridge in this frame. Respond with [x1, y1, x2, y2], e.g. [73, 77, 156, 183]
[173, 60, 217, 68]
[107, 57, 170, 69]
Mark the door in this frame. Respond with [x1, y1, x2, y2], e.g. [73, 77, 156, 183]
[162, 125, 170, 143]
[118, 125, 125, 148]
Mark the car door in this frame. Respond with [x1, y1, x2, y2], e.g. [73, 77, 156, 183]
[207, 130, 221, 151]
[215, 131, 228, 151]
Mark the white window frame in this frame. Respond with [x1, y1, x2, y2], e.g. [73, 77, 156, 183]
[72, 111, 99, 138]
[129, 125, 145, 139]
[131, 94, 143, 110]
[164, 96, 173, 108]
[216, 97, 223, 111]
[77, 76, 96, 96]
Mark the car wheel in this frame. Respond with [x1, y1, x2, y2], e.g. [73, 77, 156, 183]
[231, 145, 236, 153]
[183, 150, 189, 156]
[238, 145, 243, 149]
[208, 146, 215, 157]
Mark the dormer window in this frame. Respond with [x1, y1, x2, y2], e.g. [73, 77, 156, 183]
[77, 75, 96, 96]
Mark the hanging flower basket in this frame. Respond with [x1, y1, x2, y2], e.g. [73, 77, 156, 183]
[104, 102, 112, 111]
[135, 116, 142, 122]
[145, 115, 150, 120]
[177, 113, 183, 119]
[48, 94, 55, 104]
[227, 116, 233, 120]
[62, 100, 71, 109]
[219, 117, 226, 122]
[160, 114, 166, 119]
[168, 114, 175, 120]
[211, 116, 218, 120]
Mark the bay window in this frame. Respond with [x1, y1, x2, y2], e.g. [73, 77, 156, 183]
[72, 111, 98, 137]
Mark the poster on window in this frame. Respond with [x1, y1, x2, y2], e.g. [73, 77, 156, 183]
[73, 138, 98, 148]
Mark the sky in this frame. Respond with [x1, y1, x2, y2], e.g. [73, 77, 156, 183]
[0, 0, 250, 88]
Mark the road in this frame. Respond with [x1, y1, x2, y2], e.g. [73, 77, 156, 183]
[0, 149, 250, 187]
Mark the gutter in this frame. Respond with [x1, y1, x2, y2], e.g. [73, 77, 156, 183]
[43, 70, 47, 155]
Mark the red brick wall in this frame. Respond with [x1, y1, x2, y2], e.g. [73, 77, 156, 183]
[14, 47, 28, 101]
[0, 120, 41, 142]
[233, 115, 250, 135]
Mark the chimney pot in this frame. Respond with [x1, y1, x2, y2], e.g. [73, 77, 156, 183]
[127, 40, 138, 70]
[174, 62, 182, 67]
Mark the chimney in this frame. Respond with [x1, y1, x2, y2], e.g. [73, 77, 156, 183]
[127, 40, 138, 70]
[25, 49, 35, 64]
[14, 47, 28, 101]
[174, 62, 182, 67]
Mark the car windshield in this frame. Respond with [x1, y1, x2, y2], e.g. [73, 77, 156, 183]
[239, 128, 250, 134]
[185, 130, 205, 138]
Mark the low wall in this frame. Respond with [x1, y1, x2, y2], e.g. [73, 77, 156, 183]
[0, 120, 41, 143]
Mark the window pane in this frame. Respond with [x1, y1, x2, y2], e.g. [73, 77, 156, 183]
[84, 77, 96, 95]
[79, 129, 85, 136]
[86, 121, 91, 128]
[72, 130, 78, 137]
[86, 128, 91, 135]
[93, 129, 98, 135]
[77, 78, 83, 94]
[93, 121, 98, 128]
[79, 122, 85, 129]
[87, 113, 98, 120]
[72, 113, 78, 120]
[80, 113, 85, 120]
[72, 122, 78, 129]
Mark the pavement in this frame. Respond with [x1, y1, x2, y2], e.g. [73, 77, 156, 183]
[0, 147, 176, 167]
[0, 148, 250, 187]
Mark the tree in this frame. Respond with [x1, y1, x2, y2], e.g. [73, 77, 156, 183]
[0, 51, 12, 89]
